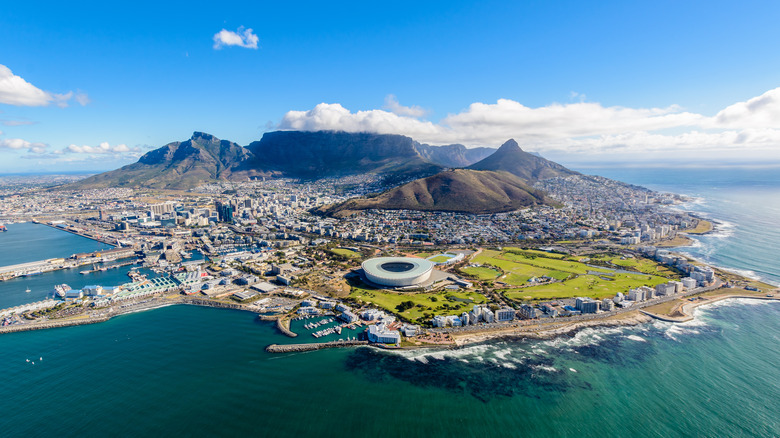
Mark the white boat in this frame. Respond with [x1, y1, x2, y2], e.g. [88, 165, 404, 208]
[25, 287, 31, 293]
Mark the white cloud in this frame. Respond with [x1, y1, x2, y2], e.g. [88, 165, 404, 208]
[709, 87, 780, 129]
[65, 142, 140, 155]
[213, 27, 259, 50]
[384, 94, 429, 117]
[1, 119, 36, 126]
[277, 87, 780, 161]
[0, 64, 89, 107]
[279, 103, 442, 136]
[0, 137, 48, 154]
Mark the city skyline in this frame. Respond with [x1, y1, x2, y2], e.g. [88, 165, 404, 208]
[2, 0, 780, 172]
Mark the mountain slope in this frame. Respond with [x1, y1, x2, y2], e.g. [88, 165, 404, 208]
[413, 143, 496, 168]
[467, 139, 577, 182]
[317, 169, 558, 217]
[70, 132, 263, 190]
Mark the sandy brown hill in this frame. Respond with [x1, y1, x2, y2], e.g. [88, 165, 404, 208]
[318, 169, 558, 217]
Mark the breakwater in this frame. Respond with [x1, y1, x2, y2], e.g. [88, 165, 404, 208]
[265, 340, 368, 353]
[0, 315, 110, 334]
[276, 317, 297, 337]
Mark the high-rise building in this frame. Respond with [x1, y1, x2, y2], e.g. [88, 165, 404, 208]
[215, 201, 234, 223]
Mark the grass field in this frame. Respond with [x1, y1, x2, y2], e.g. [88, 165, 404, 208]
[471, 248, 603, 281]
[503, 272, 668, 301]
[349, 284, 487, 321]
[684, 220, 713, 234]
[589, 254, 680, 278]
[462, 266, 501, 280]
[429, 255, 452, 263]
[503, 247, 567, 259]
[329, 248, 362, 259]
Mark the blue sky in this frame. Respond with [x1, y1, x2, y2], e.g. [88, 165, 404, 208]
[2, 0, 780, 172]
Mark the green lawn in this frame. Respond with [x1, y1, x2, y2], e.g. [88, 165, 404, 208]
[500, 251, 608, 275]
[503, 247, 567, 259]
[471, 248, 602, 282]
[608, 257, 679, 277]
[429, 255, 452, 263]
[330, 248, 361, 259]
[350, 286, 487, 321]
[504, 272, 668, 301]
[501, 272, 532, 285]
[461, 266, 501, 280]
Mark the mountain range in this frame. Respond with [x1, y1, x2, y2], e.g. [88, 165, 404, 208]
[318, 139, 576, 216]
[68, 130, 579, 215]
[70, 131, 496, 190]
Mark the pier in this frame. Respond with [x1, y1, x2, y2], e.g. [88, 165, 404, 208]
[265, 340, 368, 353]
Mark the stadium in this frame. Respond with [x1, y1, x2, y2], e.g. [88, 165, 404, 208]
[361, 257, 435, 288]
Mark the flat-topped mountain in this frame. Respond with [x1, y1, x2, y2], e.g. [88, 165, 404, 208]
[316, 168, 559, 217]
[70, 132, 265, 190]
[68, 130, 499, 190]
[246, 131, 494, 179]
[467, 139, 577, 182]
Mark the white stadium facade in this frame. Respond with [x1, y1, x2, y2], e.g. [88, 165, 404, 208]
[361, 257, 434, 287]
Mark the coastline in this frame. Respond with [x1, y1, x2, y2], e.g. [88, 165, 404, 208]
[641, 291, 780, 323]
[2, 288, 778, 353]
[0, 295, 261, 335]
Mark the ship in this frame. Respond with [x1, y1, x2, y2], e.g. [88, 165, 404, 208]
[53, 284, 72, 298]
[0, 224, 7, 232]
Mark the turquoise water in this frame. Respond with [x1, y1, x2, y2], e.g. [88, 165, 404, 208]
[0, 302, 777, 437]
[0, 262, 155, 310]
[0, 222, 113, 266]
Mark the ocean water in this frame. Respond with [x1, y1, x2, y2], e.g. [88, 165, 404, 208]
[0, 168, 778, 437]
[0, 222, 113, 266]
[0, 301, 777, 437]
[582, 167, 780, 286]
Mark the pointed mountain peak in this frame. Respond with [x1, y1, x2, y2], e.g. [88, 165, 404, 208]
[498, 138, 521, 152]
[467, 138, 577, 182]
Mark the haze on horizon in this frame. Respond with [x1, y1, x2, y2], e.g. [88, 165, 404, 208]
[1, 0, 779, 173]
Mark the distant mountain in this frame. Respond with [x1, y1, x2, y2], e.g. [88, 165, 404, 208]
[467, 139, 578, 182]
[69, 132, 265, 190]
[66, 131, 538, 191]
[246, 131, 494, 180]
[414, 143, 496, 168]
[316, 169, 559, 217]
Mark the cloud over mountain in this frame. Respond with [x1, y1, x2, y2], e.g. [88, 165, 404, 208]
[278, 87, 780, 160]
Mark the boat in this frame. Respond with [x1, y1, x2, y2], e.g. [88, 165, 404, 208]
[25, 287, 31, 293]
[80, 270, 91, 275]
[0, 224, 7, 232]
[53, 284, 72, 298]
